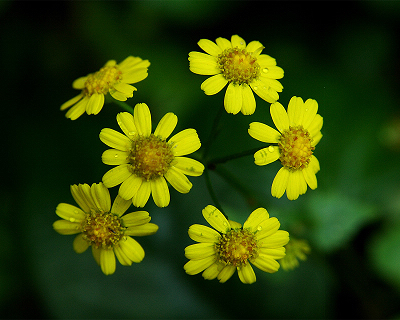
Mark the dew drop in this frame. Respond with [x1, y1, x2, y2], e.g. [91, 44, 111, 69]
[257, 225, 262, 231]
[268, 146, 275, 152]
[262, 68, 269, 73]
[305, 108, 309, 112]
[128, 131, 135, 136]
[114, 154, 119, 158]
[70, 217, 76, 222]
[253, 86, 258, 90]
[74, 210, 79, 214]
[240, 41, 245, 45]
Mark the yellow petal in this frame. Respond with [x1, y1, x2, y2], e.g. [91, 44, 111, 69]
[90, 182, 111, 213]
[250, 81, 278, 103]
[184, 255, 216, 275]
[121, 211, 150, 227]
[243, 208, 270, 231]
[251, 254, 280, 273]
[188, 224, 220, 243]
[185, 243, 216, 260]
[240, 84, 256, 115]
[271, 167, 290, 199]
[254, 146, 280, 166]
[202, 205, 230, 233]
[111, 195, 131, 217]
[172, 157, 204, 177]
[134, 103, 152, 137]
[238, 264, 256, 284]
[154, 112, 177, 140]
[124, 223, 158, 237]
[248, 122, 281, 143]
[215, 37, 231, 50]
[114, 245, 133, 266]
[116, 112, 137, 138]
[270, 102, 289, 133]
[55, 203, 85, 222]
[132, 181, 151, 207]
[286, 171, 300, 200]
[73, 234, 89, 254]
[52, 220, 81, 235]
[164, 167, 192, 194]
[65, 97, 88, 120]
[102, 164, 132, 188]
[198, 38, 222, 56]
[217, 265, 236, 283]
[151, 177, 170, 207]
[99, 128, 131, 151]
[303, 166, 318, 190]
[287, 96, 304, 126]
[301, 99, 318, 128]
[246, 40, 264, 55]
[231, 35, 246, 49]
[119, 236, 144, 263]
[224, 83, 242, 114]
[119, 174, 143, 200]
[122, 68, 149, 83]
[86, 93, 104, 115]
[169, 128, 201, 156]
[200, 74, 228, 95]
[60, 94, 83, 111]
[102, 149, 129, 166]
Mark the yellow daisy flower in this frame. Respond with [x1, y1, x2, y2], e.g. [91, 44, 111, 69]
[280, 238, 311, 271]
[248, 96, 323, 200]
[53, 182, 158, 275]
[184, 205, 289, 284]
[61, 56, 150, 120]
[189, 34, 284, 115]
[100, 103, 204, 208]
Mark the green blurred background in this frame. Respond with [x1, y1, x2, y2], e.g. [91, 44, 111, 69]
[2, 1, 400, 318]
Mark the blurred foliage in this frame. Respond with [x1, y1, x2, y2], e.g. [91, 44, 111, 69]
[1, 0, 400, 319]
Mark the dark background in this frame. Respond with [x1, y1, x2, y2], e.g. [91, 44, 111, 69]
[1, 1, 400, 319]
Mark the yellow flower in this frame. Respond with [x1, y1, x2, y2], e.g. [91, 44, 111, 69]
[189, 34, 284, 115]
[184, 205, 289, 284]
[280, 238, 311, 271]
[53, 183, 158, 275]
[100, 103, 204, 208]
[248, 96, 323, 200]
[61, 56, 150, 120]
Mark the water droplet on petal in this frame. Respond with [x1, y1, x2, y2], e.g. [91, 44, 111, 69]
[268, 146, 275, 152]
[114, 154, 119, 158]
[257, 225, 262, 231]
[305, 108, 309, 112]
[262, 68, 269, 73]
[74, 210, 79, 214]
[253, 86, 258, 90]
[70, 218, 76, 222]
[128, 131, 135, 136]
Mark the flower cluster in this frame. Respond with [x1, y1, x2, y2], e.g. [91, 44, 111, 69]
[55, 34, 319, 280]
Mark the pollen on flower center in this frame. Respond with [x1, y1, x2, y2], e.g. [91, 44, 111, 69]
[83, 66, 122, 96]
[217, 47, 260, 85]
[215, 228, 259, 267]
[82, 211, 125, 249]
[129, 134, 175, 181]
[279, 125, 314, 171]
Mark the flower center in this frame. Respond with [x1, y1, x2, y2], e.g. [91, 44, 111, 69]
[83, 66, 122, 96]
[129, 134, 175, 181]
[215, 228, 259, 267]
[279, 125, 314, 171]
[82, 210, 125, 249]
[217, 47, 260, 85]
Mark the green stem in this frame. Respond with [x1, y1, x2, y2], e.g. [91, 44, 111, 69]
[206, 147, 261, 168]
[213, 165, 261, 210]
[114, 100, 135, 114]
[201, 105, 225, 161]
[203, 168, 227, 218]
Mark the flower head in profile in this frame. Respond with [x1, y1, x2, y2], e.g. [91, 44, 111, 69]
[280, 238, 311, 271]
[248, 96, 323, 200]
[61, 56, 150, 120]
[100, 103, 204, 208]
[53, 183, 158, 275]
[184, 205, 289, 284]
[189, 34, 284, 115]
